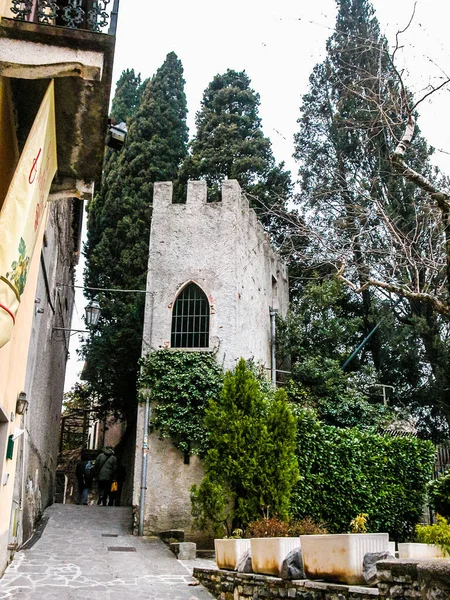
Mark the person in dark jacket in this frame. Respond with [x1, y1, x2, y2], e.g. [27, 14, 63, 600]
[75, 459, 94, 505]
[95, 447, 117, 506]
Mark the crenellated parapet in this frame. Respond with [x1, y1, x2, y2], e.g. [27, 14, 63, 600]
[152, 180, 288, 286]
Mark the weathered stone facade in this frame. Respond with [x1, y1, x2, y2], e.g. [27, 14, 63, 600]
[134, 179, 289, 542]
[141, 179, 289, 368]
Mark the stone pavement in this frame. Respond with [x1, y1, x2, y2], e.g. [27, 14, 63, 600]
[0, 504, 217, 600]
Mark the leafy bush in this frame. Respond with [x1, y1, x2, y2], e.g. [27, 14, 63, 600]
[428, 472, 450, 519]
[349, 513, 369, 533]
[246, 517, 290, 538]
[416, 515, 450, 556]
[139, 350, 223, 455]
[246, 516, 327, 538]
[191, 359, 299, 535]
[291, 408, 435, 541]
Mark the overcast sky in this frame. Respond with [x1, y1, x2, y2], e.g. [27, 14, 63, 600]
[64, 0, 450, 392]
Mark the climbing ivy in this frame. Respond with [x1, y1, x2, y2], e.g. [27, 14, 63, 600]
[139, 350, 223, 456]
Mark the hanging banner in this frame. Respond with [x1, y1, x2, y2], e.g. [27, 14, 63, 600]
[0, 80, 57, 348]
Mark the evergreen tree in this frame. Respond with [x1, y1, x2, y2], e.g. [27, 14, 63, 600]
[179, 70, 292, 230]
[85, 69, 142, 270]
[191, 359, 298, 534]
[293, 0, 450, 436]
[83, 53, 188, 421]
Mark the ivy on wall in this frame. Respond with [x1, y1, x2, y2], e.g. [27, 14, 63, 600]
[139, 350, 223, 456]
[291, 408, 435, 541]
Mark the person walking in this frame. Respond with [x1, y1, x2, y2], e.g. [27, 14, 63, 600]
[75, 455, 94, 505]
[94, 446, 117, 506]
[109, 463, 126, 506]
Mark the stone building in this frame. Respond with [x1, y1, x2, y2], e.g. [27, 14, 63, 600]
[133, 179, 289, 541]
[0, 0, 118, 572]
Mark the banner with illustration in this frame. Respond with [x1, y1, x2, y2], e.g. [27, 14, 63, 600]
[0, 80, 57, 348]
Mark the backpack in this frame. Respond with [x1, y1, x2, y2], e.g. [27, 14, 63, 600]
[85, 460, 95, 478]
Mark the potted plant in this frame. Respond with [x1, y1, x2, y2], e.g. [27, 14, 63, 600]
[215, 529, 251, 570]
[398, 515, 450, 559]
[248, 516, 326, 578]
[300, 513, 389, 585]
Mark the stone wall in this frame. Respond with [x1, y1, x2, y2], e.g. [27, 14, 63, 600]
[141, 179, 289, 370]
[134, 179, 289, 543]
[18, 199, 76, 544]
[194, 568, 379, 600]
[377, 558, 450, 599]
[195, 561, 450, 600]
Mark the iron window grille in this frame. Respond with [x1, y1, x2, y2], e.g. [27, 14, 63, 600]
[171, 283, 210, 349]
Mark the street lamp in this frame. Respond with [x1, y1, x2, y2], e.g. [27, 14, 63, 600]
[85, 299, 101, 327]
[16, 392, 28, 415]
[53, 299, 101, 337]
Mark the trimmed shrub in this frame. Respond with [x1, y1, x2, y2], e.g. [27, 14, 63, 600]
[428, 472, 450, 519]
[246, 516, 327, 538]
[191, 359, 299, 535]
[291, 408, 435, 541]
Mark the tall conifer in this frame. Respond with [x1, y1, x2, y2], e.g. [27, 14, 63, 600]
[179, 70, 292, 228]
[293, 0, 450, 435]
[83, 53, 188, 420]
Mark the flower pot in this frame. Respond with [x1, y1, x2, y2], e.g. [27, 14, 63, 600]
[300, 533, 389, 585]
[397, 542, 446, 559]
[214, 538, 251, 570]
[250, 537, 301, 577]
[388, 541, 396, 556]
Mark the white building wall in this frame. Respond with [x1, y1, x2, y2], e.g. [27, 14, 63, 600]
[135, 180, 289, 540]
[142, 179, 288, 370]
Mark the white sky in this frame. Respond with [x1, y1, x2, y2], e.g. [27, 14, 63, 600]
[64, 0, 450, 392]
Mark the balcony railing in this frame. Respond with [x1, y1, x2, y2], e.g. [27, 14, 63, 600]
[8, 0, 118, 34]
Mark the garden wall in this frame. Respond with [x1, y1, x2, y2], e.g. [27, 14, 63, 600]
[377, 558, 450, 599]
[195, 560, 450, 600]
[194, 568, 379, 600]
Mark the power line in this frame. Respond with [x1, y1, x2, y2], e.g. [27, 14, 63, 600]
[57, 284, 152, 294]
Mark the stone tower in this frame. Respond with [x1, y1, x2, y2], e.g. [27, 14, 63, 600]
[134, 179, 289, 540]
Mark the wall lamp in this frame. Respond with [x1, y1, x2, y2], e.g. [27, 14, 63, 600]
[16, 392, 28, 415]
[53, 299, 101, 337]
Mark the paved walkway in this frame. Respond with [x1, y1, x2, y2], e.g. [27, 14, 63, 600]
[0, 504, 216, 600]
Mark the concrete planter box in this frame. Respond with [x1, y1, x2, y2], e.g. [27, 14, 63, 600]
[250, 537, 300, 577]
[214, 539, 251, 570]
[388, 541, 396, 555]
[300, 533, 389, 585]
[397, 542, 446, 559]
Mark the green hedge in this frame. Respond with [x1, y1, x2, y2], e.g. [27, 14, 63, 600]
[291, 409, 435, 541]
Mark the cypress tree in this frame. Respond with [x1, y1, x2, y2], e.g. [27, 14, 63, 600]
[191, 359, 298, 533]
[85, 69, 142, 273]
[293, 0, 450, 436]
[179, 70, 292, 230]
[83, 53, 188, 421]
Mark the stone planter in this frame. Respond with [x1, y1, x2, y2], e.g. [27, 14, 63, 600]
[214, 539, 251, 570]
[250, 537, 300, 577]
[397, 542, 446, 559]
[300, 533, 389, 585]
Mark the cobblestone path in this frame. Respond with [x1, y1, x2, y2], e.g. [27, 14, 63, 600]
[0, 504, 216, 600]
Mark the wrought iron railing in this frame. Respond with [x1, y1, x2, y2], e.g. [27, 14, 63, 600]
[9, 0, 118, 34]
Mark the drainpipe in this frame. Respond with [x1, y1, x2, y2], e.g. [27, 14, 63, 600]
[138, 388, 151, 536]
[269, 308, 278, 387]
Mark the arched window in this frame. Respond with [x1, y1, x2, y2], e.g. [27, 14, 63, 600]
[171, 283, 210, 348]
